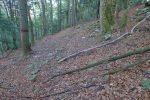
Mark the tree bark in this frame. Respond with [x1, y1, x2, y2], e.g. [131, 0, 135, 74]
[49, 0, 53, 34]
[18, 0, 31, 56]
[32, 6, 38, 40]
[28, 6, 34, 44]
[40, 0, 47, 36]
[66, 0, 70, 26]
[97, 0, 100, 18]
[57, 0, 62, 31]
[99, 0, 104, 34]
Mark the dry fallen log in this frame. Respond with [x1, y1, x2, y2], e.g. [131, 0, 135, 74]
[43, 46, 150, 83]
[58, 14, 150, 63]
[102, 57, 150, 76]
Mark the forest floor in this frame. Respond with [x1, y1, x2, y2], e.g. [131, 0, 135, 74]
[0, 5, 150, 100]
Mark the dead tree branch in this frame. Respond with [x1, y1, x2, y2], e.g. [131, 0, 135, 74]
[5, 56, 150, 99]
[102, 57, 150, 76]
[4, 89, 71, 99]
[58, 32, 129, 63]
[58, 14, 150, 63]
[37, 89, 71, 99]
[41, 58, 150, 98]
[43, 46, 150, 83]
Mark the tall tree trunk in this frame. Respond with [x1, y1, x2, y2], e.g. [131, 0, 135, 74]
[99, 0, 115, 37]
[8, 0, 18, 49]
[68, 0, 72, 26]
[97, 0, 100, 18]
[36, 0, 42, 38]
[28, 7, 34, 44]
[40, 0, 47, 36]
[18, 0, 31, 56]
[49, 0, 53, 34]
[69, 0, 77, 27]
[72, 0, 76, 26]
[66, 0, 70, 27]
[32, 6, 38, 40]
[99, 0, 104, 34]
[58, 0, 62, 31]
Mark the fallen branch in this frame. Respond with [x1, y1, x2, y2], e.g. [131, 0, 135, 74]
[58, 14, 150, 63]
[131, 13, 150, 33]
[5, 56, 150, 99]
[39, 58, 150, 99]
[5, 89, 71, 99]
[58, 32, 129, 63]
[43, 46, 150, 83]
[0, 86, 12, 90]
[102, 57, 150, 76]
[38, 89, 71, 99]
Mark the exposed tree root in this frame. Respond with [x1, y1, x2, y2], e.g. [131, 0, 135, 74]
[58, 14, 150, 63]
[43, 46, 150, 83]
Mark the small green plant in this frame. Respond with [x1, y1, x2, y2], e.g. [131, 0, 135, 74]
[141, 79, 150, 89]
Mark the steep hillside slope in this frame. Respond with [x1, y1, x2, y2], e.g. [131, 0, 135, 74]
[0, 5, 150, 100]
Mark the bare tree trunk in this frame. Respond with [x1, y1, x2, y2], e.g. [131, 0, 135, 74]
[57, 0, 62, 31]
[8, 0, 17, 49]
[69, 0, 77, 27]
[36, 0, 42, 38]
[28, 8, 34, 44]
[18, 0, 31, 56]
[66, 0, 70, 26]
[49, 0, 53, 34]
[69, 1, 72, 26]
[32, 6, 38, 40]
[40, 0, 47, 36]
[99, 0, 104, 34]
